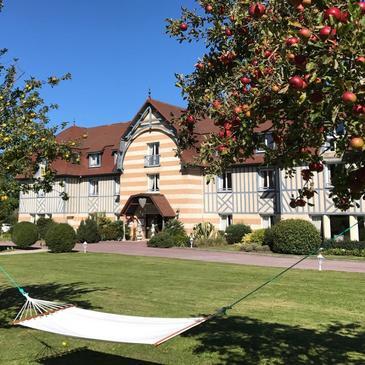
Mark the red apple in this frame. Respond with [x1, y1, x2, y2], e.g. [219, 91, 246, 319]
[240, 76, 251, 84]
[248, 3, 266, 18]
[339, 11, 349, 23]
[350, 136, 365, 150]
[319, 26, 336, 40]
[324, 7, 342, 21]
[289, 75, 304, 89]
[225, 27, 233, 36]
[289, 199, 298, 208]
[234, 106, 242, 114]
[309, 162, 324, 172]
[186, 115, 195, 124]
[342, 91, 357, 104]
[195, 62, 204, 70]
[264, 50, 272, 58]
[205, 4, 213, 12]
[299, 28, 311, 38]
[302, 0, 311, 6]
[294, 55, 307, 66]
[286, 37, 300, 46]
[218, 130, 225, 138]
[180, 23, 188, 31]
[355, 56, 365, 64]
[217, 145, 228, 153]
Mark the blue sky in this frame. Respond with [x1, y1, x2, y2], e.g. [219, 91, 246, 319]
[0, 0, 204, 127]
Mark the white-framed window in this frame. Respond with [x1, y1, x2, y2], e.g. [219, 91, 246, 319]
[148, 142, 160, 156]
[89, 153, 101, 167]
[324, 163, 340, 188]
[217, 172, 232, 192]
[256, 133, 274, 153]
[89, 179, 99, 196]
[219, 214, 233, 231]
[37, 189, 45, 198]
[258, 169, 275, 191]
[113, 151, 118, 165]
[148, 174, 160, 192]
[321, 123, 346, 153]
[145, 143, 160, 167]
[114, 177, 120, 196]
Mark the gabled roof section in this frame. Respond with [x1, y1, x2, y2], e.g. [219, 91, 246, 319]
[52, 122, 131, 177]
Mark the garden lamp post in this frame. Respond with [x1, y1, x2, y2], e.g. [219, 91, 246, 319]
[317, 252, 325, 271]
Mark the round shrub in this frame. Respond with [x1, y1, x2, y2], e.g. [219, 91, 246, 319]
[164, 219, 186, 236]
[36, 217, 55, 239]
[271, 219, 321, 255]
[225, 224, 252, 244]
[11, 222, 38, 248]
[45, 223, 76, 253]
[77, 219, 101, 243]
[263, 227, 274, 249]
[147, 232, 174, 248]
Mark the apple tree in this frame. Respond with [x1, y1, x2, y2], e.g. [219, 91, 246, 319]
[167, 0, 365, 210]
[0, 1, 76, 201]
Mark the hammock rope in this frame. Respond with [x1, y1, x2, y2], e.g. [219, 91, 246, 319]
[0, 221, 358, 345]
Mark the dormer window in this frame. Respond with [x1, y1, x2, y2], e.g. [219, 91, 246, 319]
[89, 153, 101, 168]
[256, 133, 274, 153]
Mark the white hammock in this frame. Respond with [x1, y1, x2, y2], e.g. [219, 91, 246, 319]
[14, 295, 206, 346]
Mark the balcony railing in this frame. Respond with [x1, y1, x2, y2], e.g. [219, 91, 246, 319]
[144, 154, 160, 167]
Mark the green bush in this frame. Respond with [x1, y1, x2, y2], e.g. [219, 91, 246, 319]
[77, 219, 101, 243]
[263, 226, 275, 248]
[164, 219, 186, 236]
[45, 223, 76, 253]
[36, 217, 55, 239]
[11, 222, 38, 248]
[242, 229, 266, 246]
[322, 239, 365, 257]
[194, 235, 227, 247]
[163, 219, 188, 247]
[147, 232, 174, 248]
[225, 224, 251, 244]
[193, 222, 218, 240]
[271, 219, 321, 255]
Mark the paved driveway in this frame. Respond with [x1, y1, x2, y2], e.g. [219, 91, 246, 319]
[73, 241, 365, 274]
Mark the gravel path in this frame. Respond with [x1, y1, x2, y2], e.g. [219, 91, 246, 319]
[74, 241, 365, 274]
[1, 241, 364, 273]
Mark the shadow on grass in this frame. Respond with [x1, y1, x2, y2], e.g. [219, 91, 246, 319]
[36, 347, 161, 365]
[183, 315, 365, 365]
[0, 282, 105, 328]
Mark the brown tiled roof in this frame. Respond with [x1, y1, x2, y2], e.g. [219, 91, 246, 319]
[121, 193, 176, 217]
[51, 98, 271, 178]
[53, 122, 131, 177]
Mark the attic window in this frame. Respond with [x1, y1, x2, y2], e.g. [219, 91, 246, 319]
[89, 153, 101, 168]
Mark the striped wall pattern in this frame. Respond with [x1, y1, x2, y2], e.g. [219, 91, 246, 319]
[19, 176, 120, 217]
[120, 125, 206, 230]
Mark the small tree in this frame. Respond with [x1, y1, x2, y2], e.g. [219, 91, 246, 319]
[77, 219, 101, 243]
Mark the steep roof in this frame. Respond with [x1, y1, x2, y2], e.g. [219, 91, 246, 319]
[52, 122, 131, 176]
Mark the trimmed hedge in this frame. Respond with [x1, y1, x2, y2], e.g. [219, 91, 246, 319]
[147, 232, 174, 248]
[225, 224, 252, 244]
[271, 219, 321, 255]
[77, 219, 101, 243]
[11, 222, 38, 248]
[45, 223, 76, 253]
[242, 229, 266, 246]
[36, 217, 55, 239]
[322, 239, 365, 257]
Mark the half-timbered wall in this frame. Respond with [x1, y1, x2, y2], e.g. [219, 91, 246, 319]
[18, 175, 119, 226]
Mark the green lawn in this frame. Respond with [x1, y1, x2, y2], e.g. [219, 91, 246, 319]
[0, 253, 364, 365]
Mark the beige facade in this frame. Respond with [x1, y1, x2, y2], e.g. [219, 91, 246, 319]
[18, 100, 365, 240]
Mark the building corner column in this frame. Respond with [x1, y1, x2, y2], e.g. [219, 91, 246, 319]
[349, 215, 359, 242]
[323, 215, 331, 240]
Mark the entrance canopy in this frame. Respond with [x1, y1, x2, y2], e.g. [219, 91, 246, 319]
[121, 194, 176, 218]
